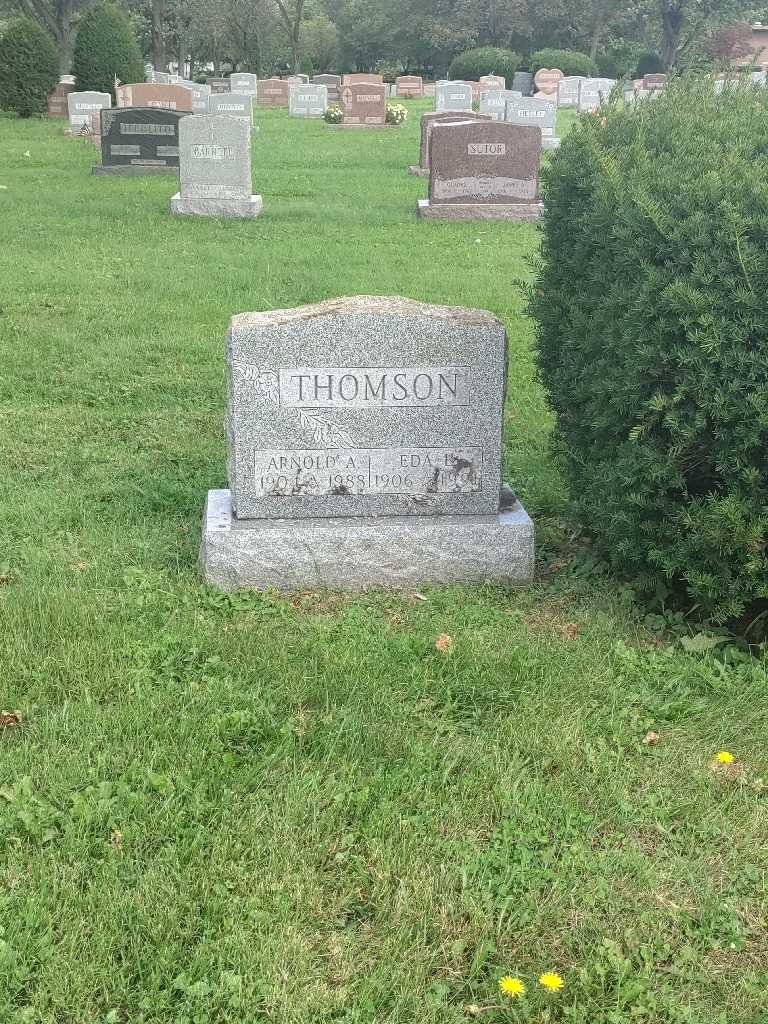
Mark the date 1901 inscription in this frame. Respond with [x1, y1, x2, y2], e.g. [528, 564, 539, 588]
[253, 448, 481, 497]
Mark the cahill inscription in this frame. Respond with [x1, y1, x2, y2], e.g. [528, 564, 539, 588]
[278, 366, 470, 408]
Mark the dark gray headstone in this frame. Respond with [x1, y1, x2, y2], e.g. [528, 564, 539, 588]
[313, 74, 341, 104]
[512, 72, 534, 96]
[96, 107, 188, 173]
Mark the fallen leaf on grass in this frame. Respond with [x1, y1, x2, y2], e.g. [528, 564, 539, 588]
[412, 592, 427, 602]
[110, 828, 124, 850]
[0, 573, 16, 585]
[642, 730, 660, 745]
[435, 633, 453, 652]
[556, 622, 579, 640]
[0, 711, 21, 727]
[70, 561, 89, 572]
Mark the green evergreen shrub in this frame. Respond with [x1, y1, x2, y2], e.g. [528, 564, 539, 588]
[0, 18, 58, 116]
[636, 52, 665, 77]
[448, 47, 520, 84]
[530, 79, 768, 622]
[300, 55, 314, 79]
[529, 48, 598, 77]
[597, 41, 646, 79]
[72, 2, 143, 98]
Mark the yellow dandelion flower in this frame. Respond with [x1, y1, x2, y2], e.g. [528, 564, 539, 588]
[499, 976, 526, 998]
[539, 971, 564, 992]
[715, 751, 735, 764]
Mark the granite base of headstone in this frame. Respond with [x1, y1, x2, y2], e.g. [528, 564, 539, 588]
[417, 121, 543, 221]
[170, 113, 262, 219]
[200, 296, 534, 591]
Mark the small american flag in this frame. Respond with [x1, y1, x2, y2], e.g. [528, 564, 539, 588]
[79, 121, 92, 136]
[114, 74, 122, 91]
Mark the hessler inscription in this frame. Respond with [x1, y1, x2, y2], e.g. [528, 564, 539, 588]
[253, 447, 482, 497]
[277, 366, 470, 408]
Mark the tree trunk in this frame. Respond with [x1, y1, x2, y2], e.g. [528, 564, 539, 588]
[661, 5, 683, 69]
[151, 0, 166, 72]
[292, 22, 300, 73]
[589, 21, 602, 62]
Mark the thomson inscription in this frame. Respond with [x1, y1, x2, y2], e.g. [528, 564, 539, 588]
[277, 366, 470, 408]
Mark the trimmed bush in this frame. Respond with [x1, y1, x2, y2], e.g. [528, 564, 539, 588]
[448, 47, 520, 84]
[529, 48, 597, 77]
[530, 80, 768, 622]
[636, 52, 665, 77]
[72, 2, 143, 98]
[0, 18, 58, 117]
[300, 55, 314, 80]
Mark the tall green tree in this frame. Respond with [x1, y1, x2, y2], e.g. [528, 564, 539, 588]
[72, 1, 143, 94]
[0, 16, 58, 114]
[5, 0, 88, 73]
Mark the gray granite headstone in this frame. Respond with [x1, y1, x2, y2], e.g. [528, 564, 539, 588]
[479, 88, 521, 120]
[313, 74, 341, 104]
[208, 77, 231, 94]
[189, 82, 211, 113]
[200, 295, 534, 590]
[505, 96, 558, 148]
[230, 72, 258, 95]
[578, 78, 616, 112]
[289, 83, 328, 116]
[67, 91, 111, 131]
[435, 82, 473, 112]
[171, 114, 262, 218]
[557, 76, 584, 108]
[209, 92, 253, 122]
[418, 120, 542, 220]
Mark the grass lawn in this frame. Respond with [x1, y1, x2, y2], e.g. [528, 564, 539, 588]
[0, 101, 766, 1024]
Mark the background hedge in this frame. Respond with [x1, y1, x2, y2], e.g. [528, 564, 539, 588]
[72, 2, 143, 98]
[0, 17, 58, 116]
[530, 79, 768, 623]
[448, 47, 520, 84]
